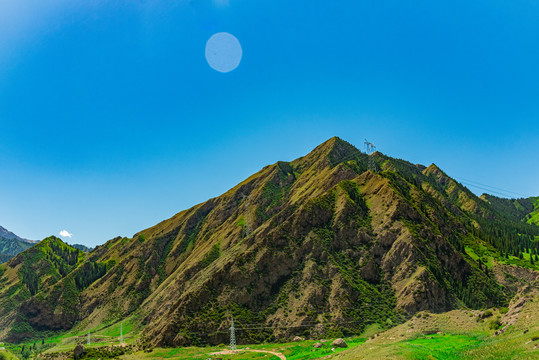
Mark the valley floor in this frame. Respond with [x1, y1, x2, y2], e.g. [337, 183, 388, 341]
[6, 289, 539, 360]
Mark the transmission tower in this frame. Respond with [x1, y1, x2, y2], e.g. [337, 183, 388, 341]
[364, 139, 378, 172]
[120, 323, 123, 344]
[87, 330, 90, 345]
[230, 318, 237, 350]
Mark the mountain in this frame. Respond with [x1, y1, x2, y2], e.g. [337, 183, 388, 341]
[1, 137, 538, 346]
[0, 226, 28, 241]
[69, 243, 93, 252]
[481, 194, 539, 226]
[0, 226, 36, 263]
[0, 254, 11, 264]
[0, 236, 88, 340]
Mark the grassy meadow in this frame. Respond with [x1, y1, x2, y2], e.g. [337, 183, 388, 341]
[3, 290, 539, 359]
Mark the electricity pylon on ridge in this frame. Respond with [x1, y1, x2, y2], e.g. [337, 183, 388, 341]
[364, 139, 378, 172]
[230, 318, 237, 350]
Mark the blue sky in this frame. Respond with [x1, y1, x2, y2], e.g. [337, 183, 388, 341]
[0, 0, 538, 246]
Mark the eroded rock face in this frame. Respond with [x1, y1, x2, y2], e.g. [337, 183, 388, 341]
[497, 285, 538, 335]
[0, 137, 519, 346]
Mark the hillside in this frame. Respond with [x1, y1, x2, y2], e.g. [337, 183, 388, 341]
[69, 244, 93, 252]
[1, 137, 538, 348]
[0, 237, 88, 341]
[481, 194, 539, 226]
[0, 226, 36, 263]
[334, 286, 539, 359]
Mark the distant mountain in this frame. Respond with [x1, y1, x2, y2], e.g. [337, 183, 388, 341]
[0, 254, 11, 264]
[0, 226, 36, 263]
[0, 225, 34, 243]
[481, 194, 539, 225]
[69, 244, 93, 252]
[1, 137, 538, 346]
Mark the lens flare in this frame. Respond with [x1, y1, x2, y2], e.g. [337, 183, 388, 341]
[205, 32, 242, 73]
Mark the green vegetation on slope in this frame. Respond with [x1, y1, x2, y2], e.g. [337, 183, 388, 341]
[335, 288, 539, 360]
[526, 197, 539, 225]
[1, 137, 538, 350]
[481, 194, 539, 226]
[0, 238, 33, 263]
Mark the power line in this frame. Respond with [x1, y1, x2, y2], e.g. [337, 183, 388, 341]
[458, 181, 516, 198]
[454, 177, 528, 198]
[180, 319, 368, 337]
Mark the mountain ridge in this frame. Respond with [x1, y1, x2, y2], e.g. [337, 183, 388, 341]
[0, 225, 35, 243]
[0, 226, 37, 264]
[1, 137, 538, 347]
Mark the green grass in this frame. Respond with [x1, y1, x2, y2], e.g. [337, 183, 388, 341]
[5, 321, 376, 359]
[122, 337, 367, 360]
[465, 246, 479, 261]
[465, 237, 539, 272]
[332, 295, 539, 360]
[6, 301, 539, 360]
[400, 333, 484, 359]
[2, 317, 141, 358]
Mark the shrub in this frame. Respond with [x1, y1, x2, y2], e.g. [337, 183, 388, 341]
[489, 318, 502, 330]
[200, 243, 221, 268]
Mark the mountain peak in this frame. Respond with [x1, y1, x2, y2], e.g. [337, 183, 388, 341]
[316, 136, 355, 152]
[36, 235, 67, 247]
[423, 164, 451, 186]
[423, 163, 446, 177]
[294, 137, 361, 170]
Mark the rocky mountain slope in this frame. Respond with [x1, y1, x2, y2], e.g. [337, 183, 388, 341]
[1, 137, 538, 346]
